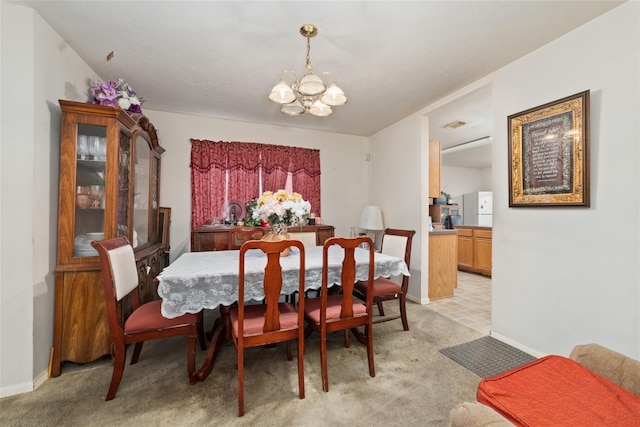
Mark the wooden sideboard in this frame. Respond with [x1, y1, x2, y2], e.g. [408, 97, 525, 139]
[191, 224, 335, 252]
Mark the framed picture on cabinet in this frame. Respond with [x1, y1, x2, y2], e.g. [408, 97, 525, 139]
[159, 207, 171, 251]
[508, 90, 590, 207]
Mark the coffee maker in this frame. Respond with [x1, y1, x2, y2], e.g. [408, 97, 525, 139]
[443, 214, 462, 229]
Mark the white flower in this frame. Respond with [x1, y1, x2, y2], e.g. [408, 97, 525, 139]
[253, 190, 311, 226]
[118, 98, 131, 110]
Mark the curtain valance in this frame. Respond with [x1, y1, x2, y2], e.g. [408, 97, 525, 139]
[190, 139, 320, 176]
[190, 140, 262, 172]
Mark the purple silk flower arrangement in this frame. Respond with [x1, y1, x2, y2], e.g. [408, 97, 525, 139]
[91, 78, 143, 114]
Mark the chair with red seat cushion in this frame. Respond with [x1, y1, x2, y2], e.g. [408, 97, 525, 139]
[354, 228, 415, 330]
[229, 239, 306, 416]
[92, 236, 206, 401]
[304, 236, 376, 392]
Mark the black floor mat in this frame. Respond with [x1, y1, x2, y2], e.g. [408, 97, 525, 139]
[440, 336, 537, 378]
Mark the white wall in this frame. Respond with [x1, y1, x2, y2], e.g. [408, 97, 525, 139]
[143, 110, 370, 261]
[442, 165, 492, 198]
[369, 114, 426, 302]
[1, 2, 35, 397]
[490, 2, 639, 358]
[1, 3, 101, 397]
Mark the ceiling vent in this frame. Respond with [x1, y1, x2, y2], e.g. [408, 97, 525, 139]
[444, 120, 466, 129]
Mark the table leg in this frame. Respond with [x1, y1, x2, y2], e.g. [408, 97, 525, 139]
[196, 305, 232, 381]
[350, 327, 368, 345]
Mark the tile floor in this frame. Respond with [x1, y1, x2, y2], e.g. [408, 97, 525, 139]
[427, 270, 492, 334]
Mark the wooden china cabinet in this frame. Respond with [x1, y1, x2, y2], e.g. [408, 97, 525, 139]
[52, 100, 165, 377]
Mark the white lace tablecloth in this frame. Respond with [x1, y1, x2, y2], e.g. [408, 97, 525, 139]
[157, 245, 410, 318]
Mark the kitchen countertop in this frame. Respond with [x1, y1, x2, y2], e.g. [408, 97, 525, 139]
[454, 225, 492, 230]
[429, 229, 458, 235]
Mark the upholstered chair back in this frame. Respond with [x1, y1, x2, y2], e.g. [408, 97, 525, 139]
[106, 244, 139, 301]
[381, 234, 408, 286]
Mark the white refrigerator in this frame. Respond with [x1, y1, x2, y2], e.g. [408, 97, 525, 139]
[462, 191, 493, 226]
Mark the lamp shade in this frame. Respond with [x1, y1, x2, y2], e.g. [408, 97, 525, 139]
[281, 99, 305, 116]
[268, 80, 296, 104]
[359, 206, 384, 231]
[298, 73, 326, 96]
[309, 100, 332, 117]
[320, 82, 347, 106]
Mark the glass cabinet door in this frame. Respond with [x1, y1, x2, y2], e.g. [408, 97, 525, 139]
[116, 131, 131, 241]
[150, 154, 160, 243]
[133, 135, 150, 248]
[74, 124, 107, 257]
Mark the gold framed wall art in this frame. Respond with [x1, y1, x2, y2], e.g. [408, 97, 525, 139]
[508, 90, 590, 207]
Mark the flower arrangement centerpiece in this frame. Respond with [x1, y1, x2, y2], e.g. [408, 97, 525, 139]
[252, 190, 311, 235]
[90, 78, 143, 114]
[243, 198, 261, 227]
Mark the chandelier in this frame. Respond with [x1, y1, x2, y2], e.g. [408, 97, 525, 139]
[268, 24, 347, 117]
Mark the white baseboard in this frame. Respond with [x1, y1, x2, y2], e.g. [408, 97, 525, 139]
[407, 294, 430, 305]
[489, 332, 546, 358]
[0, 368, 48, 398]
[34, 368, 48, 390]
[0, 380, 33, 398]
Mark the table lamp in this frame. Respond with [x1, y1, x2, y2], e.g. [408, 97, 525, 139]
[358, 205, 384, 247]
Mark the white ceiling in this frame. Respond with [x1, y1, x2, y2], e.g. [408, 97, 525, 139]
[430, 84, 494, 169]
[22, 1, 622, 168]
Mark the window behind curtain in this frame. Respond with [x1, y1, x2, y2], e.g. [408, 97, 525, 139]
[190, 140, 320, 229]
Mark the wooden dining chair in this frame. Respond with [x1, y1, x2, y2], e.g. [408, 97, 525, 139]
[354, 228, 415, 330]
[227, 226, 266, 250]
[303, 236, 376, 392]
[230, 239, 306, 416]
[91, 236, 206, 401]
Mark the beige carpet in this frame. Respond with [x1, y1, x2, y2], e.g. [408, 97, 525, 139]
[1, 303, 485, 426]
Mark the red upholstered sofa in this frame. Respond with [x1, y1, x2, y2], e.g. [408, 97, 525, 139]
[449, 343, 640, 427]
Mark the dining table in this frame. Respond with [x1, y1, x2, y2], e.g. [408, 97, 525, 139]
[156, 244, 410, 381]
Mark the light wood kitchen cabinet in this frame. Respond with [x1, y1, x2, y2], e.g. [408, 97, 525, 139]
[474, 229, 493, 276]
[456, 227, 474, 270]
[429, 140, 441, 198]
[52, 100, 165, 377]
[428, 230, 458, 300]
[455, 226, 492, 277]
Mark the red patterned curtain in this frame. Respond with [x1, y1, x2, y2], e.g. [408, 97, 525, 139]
[227, 142, 261, 218]
[190, 140, 227, 228]
[290, 147, 321, 218]
[262, 145, 291, 193]
[190, 140, 321, 229]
